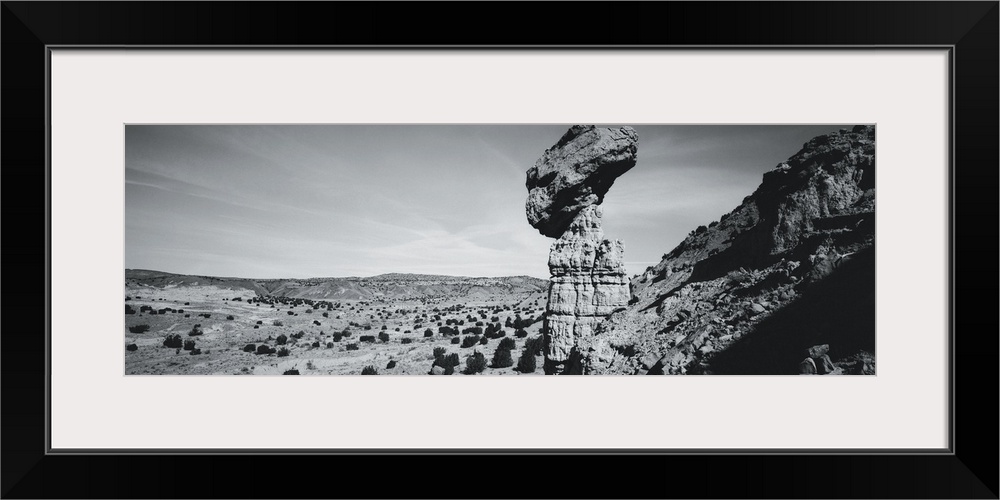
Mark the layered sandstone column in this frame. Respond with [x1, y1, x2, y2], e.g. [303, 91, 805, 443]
[525, 125, 637, 374]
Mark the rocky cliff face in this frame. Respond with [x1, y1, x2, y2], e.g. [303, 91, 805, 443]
[580, 125, 876, 375]
[526, 125, 637, 374]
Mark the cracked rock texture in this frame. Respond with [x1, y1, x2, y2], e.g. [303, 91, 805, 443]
[525, 125, 635, 374]
[526, 125, 638, 238]
[544, 206, 630, 371]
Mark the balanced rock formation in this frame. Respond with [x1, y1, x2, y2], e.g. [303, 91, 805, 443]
[526, 125, 636, 374]
[526, 125, 638, 238]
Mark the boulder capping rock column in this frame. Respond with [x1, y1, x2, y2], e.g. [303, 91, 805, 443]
[525, 125, 636, 374]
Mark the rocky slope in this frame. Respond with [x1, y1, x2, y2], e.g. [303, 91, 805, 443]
[580, 125, 877, 375]
[125, 269, 548, 301]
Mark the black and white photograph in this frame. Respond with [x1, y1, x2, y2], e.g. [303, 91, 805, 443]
[124, 124, 876, 376]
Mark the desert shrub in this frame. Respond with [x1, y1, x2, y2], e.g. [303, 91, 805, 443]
[305, 309, 312, 314]
[524, 336, 544, 356]
[378, 332, 390, 342]
[451, 337, 460, 345]
[432, 352, 460, 375]
[272, 320, 283, 327]
[311, 341, 320, 348]
[491, 347, 513, 368]
[140, 305, 153, 313]
[360, 335, 376, 343]
[363, 325, 372, 331]
[190, 348, 202, 355]
[183, 340, 196, 351]
[200, 313, 211, 318]
[287, 311, 295, 316]
[333, 333, 343, 342]
[462, 326, 483, 336]
[361, 365, 378, 375]
[277, 347, 290, 357]
[461, 335, 481, 348]
[283, 369, 299, 375]
[424, 328, 434, 337]
[479, 336, 488, 345]
[177, 309, 184, 313]
[243, 344, 256, 353]
[346, 343, 359, 351]
[128, 324, 150, 334]
[386, 360, 397, 369]
[227, 315, 235, 320]
[326, 342, 334, 348]
[464, 351, 487, 374]
[291, 331, 305, 339]
[381, 325, 388, 330]
[498, 337, 516, 351]
[401, 337, 412, 344]
[125, 343, 138, 351]
[125, 305, 136, 315]
[184, 302, 189, 305]
[517, 349, 536, 373]
[188, 326, 203, 336]
[253, 325, 259, 329]
[433, 347, 447, 358]
[313, 320, 321, 326]
[322, 312, 328, 318]
[162, 334, 182, 348]
[184, 314, 190, 318]
[256, 345, 276, 355]
[514, 328, 527, 338]
[275, 334, 288, 345]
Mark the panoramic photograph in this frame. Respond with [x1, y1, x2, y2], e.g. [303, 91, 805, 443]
[124, 124, 876, 376]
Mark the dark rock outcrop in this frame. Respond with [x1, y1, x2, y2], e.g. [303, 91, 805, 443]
[526, 125, 638, 238]
[583, 125, 876, 375]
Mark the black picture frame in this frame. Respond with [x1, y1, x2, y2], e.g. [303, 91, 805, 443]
[2, 2, 996, 498]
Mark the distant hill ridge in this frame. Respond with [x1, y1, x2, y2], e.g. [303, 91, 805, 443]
[125, 269, 548, 300]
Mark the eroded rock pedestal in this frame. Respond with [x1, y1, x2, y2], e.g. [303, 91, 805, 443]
[525, 125, 637, 374]
[543, 205, 630, 374]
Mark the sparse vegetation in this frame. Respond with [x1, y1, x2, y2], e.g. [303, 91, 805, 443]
[243, 344, 256, 353]
[498, 337, 515, 351]
[256, 345, 276, 355]
[491, 347, 514, 368]
[128, 324, 150, 334]
[126, 343, 138, 351]
[461, 335, 481, 348]
[346, 343, 359, 351]
[283, 369, 299, 375]
[378, 332, 390, 342]
[162, 334, 182, 348]
[183, 340, 196, 351]
[517, 349, 536, 373]
[277, 347, 290, 357]
[464, 351, 487, 374]
[275, 334, 288, 345]
[386, 360, 397, 369]
[361, 365, 378, 375]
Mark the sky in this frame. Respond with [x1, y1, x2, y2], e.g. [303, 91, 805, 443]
[125, 124, 850, 280]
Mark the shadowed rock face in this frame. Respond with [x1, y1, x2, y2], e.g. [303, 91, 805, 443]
[525, 125, 636, 374]
[526, 125, 638, 238]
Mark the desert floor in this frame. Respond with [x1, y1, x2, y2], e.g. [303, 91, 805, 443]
[124, 285, 548, 375]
